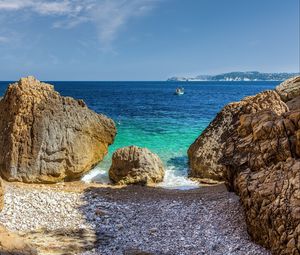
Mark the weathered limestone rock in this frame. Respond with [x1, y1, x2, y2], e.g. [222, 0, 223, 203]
[276, 76, 300, 102]
[188, 90, 288, 181]
[0, 224, 37, 255]
[188, 77, 300, 254]
[0, 179, 3, 211]
[109, 146, 165, 185]
[0, 76, 116, 183]
[221, 109, 300, 255]
[286, 96, 300, 111]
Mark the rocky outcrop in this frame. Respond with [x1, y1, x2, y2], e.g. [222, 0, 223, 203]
[0, 225, 37, 255]
[276, 76, 300, 111]
[188, 76, 300, 254]
[109, 146, 164, 185]
[221, 109, 300, 255]
[286, 96, 300, 111]
[0, 179, 3, 211]
[0, 76, 116, 183]
[276, 76, 300, 102]
[188, 90, 288, 181]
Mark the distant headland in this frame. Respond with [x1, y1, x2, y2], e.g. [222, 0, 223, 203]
[167, 71, 300, 82]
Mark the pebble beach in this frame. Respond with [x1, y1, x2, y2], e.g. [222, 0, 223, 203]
[0, 182, 269, 255]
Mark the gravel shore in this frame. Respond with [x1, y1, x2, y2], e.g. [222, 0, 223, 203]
[0, 182, 270, 255]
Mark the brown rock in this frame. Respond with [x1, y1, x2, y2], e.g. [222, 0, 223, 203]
[287, 96, 300, 111]
[188, 90, 288, 181]
[275, 76, 300, 102]
[0, 179, 3, 211]
[0, 225, 37, 255]
[0, 76, 116, 183]
[109, 146, 165, 185]
[221, 108, 300, 254]
[188, 77, 300, 254]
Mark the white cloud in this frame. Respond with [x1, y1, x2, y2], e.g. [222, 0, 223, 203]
[0, 0, 83, 15]
[0, 0, 31, 11]
[90, 0, 157, 49]
[33, 1, 72, 15]
[0, 0, 160, 48]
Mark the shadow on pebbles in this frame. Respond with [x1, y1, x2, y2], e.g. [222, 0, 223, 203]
[0, 182, 270, 255]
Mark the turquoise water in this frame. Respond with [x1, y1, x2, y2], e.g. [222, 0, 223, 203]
[0, 81, 279, 188]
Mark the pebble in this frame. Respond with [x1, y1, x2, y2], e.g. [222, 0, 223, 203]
[0, 183, 271, 255]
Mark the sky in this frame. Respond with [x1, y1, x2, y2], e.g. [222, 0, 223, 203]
[0, 0, 299, 80]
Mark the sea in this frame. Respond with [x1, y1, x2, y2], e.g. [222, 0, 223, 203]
[0, 81, 280, 189]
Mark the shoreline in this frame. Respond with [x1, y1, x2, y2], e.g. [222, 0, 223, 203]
[0, 181, 269, 255]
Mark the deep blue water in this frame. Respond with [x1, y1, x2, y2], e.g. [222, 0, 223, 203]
[0, 81, 279, 188]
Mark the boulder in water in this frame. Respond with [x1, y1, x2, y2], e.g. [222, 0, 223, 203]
[0, 76, 116, 183]
[109, 146, 165, 185]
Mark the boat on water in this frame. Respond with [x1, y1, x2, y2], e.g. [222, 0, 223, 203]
[174, 87, 184, 95]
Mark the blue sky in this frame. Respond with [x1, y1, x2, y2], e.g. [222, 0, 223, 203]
[0, 0, 299, 80]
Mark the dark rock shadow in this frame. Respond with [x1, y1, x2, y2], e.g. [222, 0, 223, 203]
[76, 184, 227, 255]
[21, 228, 101, 255]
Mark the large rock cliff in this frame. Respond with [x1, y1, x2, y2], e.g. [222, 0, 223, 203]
[0, 179, 3, 211]
[0, 76, 116, 183]
[188, 76, 300, 254]
[188, 90, 288, 180]
[221, 109, 300, 254]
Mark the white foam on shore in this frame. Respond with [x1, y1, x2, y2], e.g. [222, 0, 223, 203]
[157, 166, 199, 190]
[81, 165, 110, 184]
[82, 165, 199, 190]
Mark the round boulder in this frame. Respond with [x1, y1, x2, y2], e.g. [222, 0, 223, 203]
[109, 146, 165, 185]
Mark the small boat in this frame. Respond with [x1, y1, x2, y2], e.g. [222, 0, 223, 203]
[174, 87, 184, 95]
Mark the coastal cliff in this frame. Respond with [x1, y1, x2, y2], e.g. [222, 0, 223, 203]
[0, 76, 116, 183]
[188, 90, 288, 181]
[188, 76, 300, 254]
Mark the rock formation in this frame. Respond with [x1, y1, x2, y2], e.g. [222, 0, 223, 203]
[188, 76, 300, 254]
[0, 179, 3, 211]
[0, 225, 37, 255]
[109, 146, 165, 185]
[221, 108, 300, 254]
[188, 90, 288, 181]
[276, 76, 300, 102]
[0, 76, 116, 183]
[276, 76, 300, 111]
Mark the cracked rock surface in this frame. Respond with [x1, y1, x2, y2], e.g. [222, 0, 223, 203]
[109, 146, 165, 185]
[222, 108, 300, 255]
[188, 90, 288, 181]
[189, 76, 300, 254]
[0, 76, 116, 183]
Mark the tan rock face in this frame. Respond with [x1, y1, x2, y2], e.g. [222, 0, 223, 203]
[0, 179, 3, 211]
[287, 96, 300, 111]
[221, 109, 300, 255]
[276, 76, 300, 102]
[0, 76, 116, 183]
[0, 224, 37, 255]
[188, 77, 300, 254]
[109, 146, 165, 185]
[188, 90, 288, 180]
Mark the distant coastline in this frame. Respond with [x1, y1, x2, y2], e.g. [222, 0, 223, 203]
[167, 71, 300, 82]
